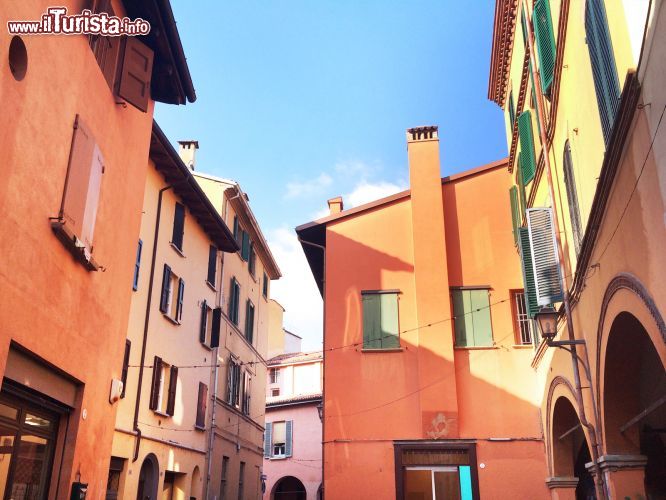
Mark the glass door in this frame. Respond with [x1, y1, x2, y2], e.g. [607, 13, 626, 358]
[404, 466, 473, 500]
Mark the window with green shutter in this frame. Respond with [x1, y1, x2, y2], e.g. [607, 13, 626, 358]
[585, 0, 621, 146]
[509, 186, 520, 245]
[533, 0, 556, 95]
[508, 90, 516, 128]
[451, 288, 493, 347]
[517, 156, 527, 216]
[362, 291, 400, 350]
[518, 111, 536, 184]
[518, 228, 539, 318]
[521, 8, 529, 47]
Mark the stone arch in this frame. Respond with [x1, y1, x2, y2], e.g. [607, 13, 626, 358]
[190, 465, 201, 499]
[272, 475, 306, 500]
[136, 453, 159, 500]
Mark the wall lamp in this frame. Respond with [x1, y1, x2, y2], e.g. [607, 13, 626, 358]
[535, 306, 585, 347]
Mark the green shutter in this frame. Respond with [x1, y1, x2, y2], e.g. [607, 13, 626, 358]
[264, 422, 272, 458]
[518, 111, 536, 184]
[285, 420, 293, 457]
[534, 0, 556, 95]
[470, 290, 493, 347]
[518, 228, 539, 318]
[380, 294, 400, 348]
[510, 186, 520, 245]
[508, 90, 516, 127]
[529, 62, 542, 139]
[517, 158, 527, 216]
[362, 294, 381, 349]
[521, 8, 529, 46]
[452, 290, 472, 347]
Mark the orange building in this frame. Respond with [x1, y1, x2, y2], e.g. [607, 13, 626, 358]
[0, 1, 194, 497]
[297, 127, 549, 499]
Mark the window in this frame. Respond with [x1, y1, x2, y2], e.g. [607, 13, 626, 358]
[511, 290, 535, 345]
[242, 373, 251, 415]
[226, 359, 241, 408]
[264, 421, 293, 459]
[207, 245, 217, 286]
[133, 239, 143, 290]
[509, 185, 521, 245]
[518, 110, 536, 185]
[271, 388, 280, 397]
[120, 339, 131, 398]
[362, 291, 400, 349]
[269, 368, 278, 384]
[451, 288, 493, 347]
[149, 357, 177, 416]
[171, 202, 185, 252]
[228, 278, 240, 325]
[241, 231, 251, 261]
[533, 0, 556, 95]
[263, 272, 269, 299]
[585, 0, 621, 146]
[249, 243, 256, 276]
[518, 227, 539, 319]
[88, 1, 154, 112]
[196, 382, 207, 429]
[160, 264, 184, 323]
[237, 462, 245, 500]
[232, 215, 240, 244]
[200, 300, 213, 346]
[106, 457, 125, 500]
[220, 456, 229, 500]
[563, 142, 583, 255]
[244, 300, 255, 344]
[53, 114, 104, 269]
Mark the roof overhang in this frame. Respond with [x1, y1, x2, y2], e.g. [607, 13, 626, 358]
[123, 0, 196, 104]
[150, 122, 238, 252]
[488, 0, 518, 106]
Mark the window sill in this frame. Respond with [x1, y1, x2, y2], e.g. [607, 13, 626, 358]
[512, 344, 534, 349]
[50, 220, 100, 271]
[270, 456, 287, 460]
[162, 314, 180, 326]
[206, 280, 217, 292]
[200, 342, 213, 351]
[152, 410, 170, 418]
[170, 242, 186, 258]
[361, 347, 403, 353]
[453, 346, 499, 350]
[194, 424, 205, 432]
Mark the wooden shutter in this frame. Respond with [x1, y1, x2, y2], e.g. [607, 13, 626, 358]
[518, 228, 540, 318]
[362, 294, 381, 348]
[264, 422, 273, 458]
[263, 272, 269, 298]
[517, 158, 527, 216]
[159, 264, 171, 313]
[207, 245, 217, 285]
[452, 290, 472, 346]
[249, 243, 256, 275]
[563, 142, 583, 255]
[121, 339, 131, 398]
[521, 8, 529, 46]
[199, 300, 208, 344]
[527, 208, 564, 306]
[211, 308, 222, 348]
[225, 360, 233, 403]
[149, 356, 162, 410]
[176, 278, 185, 322]
[133, 239, 142, 291]
[533, 0, 556, 95]
[508, 90, 515, 127]
[172, 202, 185, 250]
[228, 278, 238, 324]
[529, 62, 543, 139]
[117, 36, 153, 112]
[245, 301, 254, 343]
[241, 232, 250, 261]
[585, 0, 621, 145]
[470, 290, 493, 346]
[196, 382, 207, 428]
[509, 186, 520, 245]
[379, 293, 400, 348]
[233, 364, 240, 407]
[166, 365, 178, 416]
[61, 115, 104, 252]
[285, 420, 293, 457]
[233, 216, 239, 243]
[518, 111, 536, 184]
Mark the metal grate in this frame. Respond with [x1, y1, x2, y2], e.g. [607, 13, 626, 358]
[514, 292, 534, 345]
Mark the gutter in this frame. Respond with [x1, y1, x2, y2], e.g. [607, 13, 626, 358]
[133, 184, 172, 462]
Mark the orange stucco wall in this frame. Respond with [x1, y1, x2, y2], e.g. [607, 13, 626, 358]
[0, 1, 155, 497]
[321, 136, 548, 498]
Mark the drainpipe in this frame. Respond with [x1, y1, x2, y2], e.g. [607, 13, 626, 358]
[522, 5, 606, 498]
[133, 185, 172, 462]
[297, 236, 326, 499]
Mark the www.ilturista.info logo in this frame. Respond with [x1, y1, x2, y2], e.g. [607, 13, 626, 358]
[7, 7, 150, 36]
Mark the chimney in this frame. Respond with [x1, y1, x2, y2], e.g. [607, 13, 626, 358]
[406, 125, 459, 436]
[178, 140, 199, 170]
[327, 196, 344, 215]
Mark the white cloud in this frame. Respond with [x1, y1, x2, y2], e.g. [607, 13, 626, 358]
[344, 180, 407, 208]
[267, 227, 323, 351]
[284, 173, 332, 199]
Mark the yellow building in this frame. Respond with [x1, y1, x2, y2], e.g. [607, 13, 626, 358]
[489, 0, 665, 498]
[194, 160, 282, 500]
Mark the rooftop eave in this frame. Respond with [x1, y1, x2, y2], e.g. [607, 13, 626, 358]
[488, 0, 518, 106]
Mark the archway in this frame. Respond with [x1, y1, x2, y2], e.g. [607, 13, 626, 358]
[272, 476, 306, 500]
[551, 396, 596, 499]
[603, 311, 666, 497]
[190, 466, 201, 499]
[137, 453, 159, 500]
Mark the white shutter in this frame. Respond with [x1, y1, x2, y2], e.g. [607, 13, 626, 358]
[526, 208, 564, 305]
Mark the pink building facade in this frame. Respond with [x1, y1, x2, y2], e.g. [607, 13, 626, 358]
[263, 352, 323, 500]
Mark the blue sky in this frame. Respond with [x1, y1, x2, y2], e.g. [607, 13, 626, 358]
[155, 0, 508, 351]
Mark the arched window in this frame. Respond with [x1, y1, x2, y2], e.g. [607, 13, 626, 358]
[585, 0, 621, 146]
[563, 141, 583, 255]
